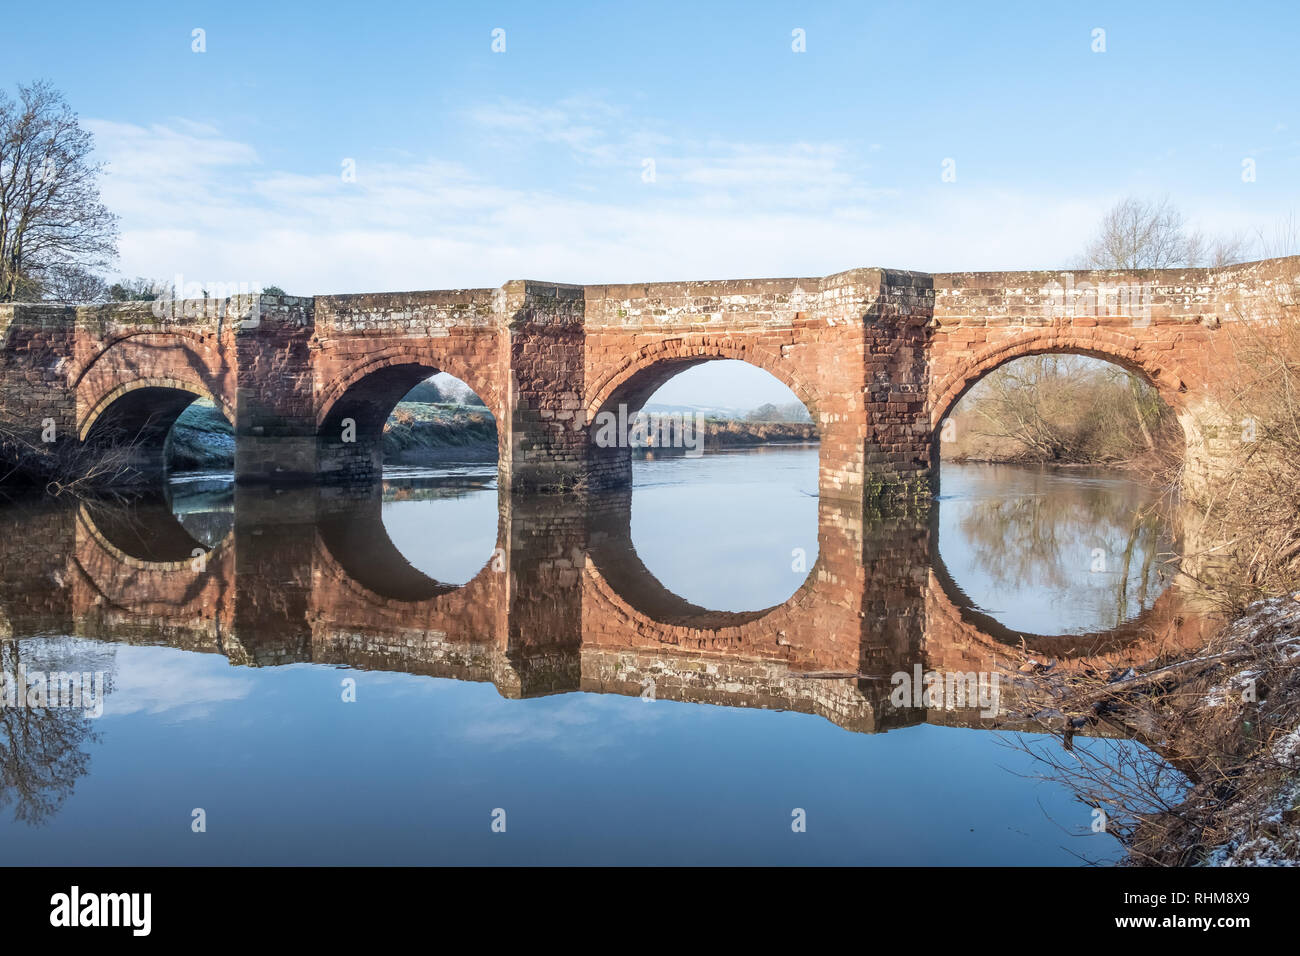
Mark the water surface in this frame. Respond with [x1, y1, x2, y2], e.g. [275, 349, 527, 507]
[0, 449, 1205, 865]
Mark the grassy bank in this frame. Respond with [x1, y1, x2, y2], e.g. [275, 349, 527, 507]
[167, 401, 235, 470]
[382, 402, 497, 463]
[698, 417, 817, 448]
[163, 403, 815, 471]
[161, 400, 501, 470]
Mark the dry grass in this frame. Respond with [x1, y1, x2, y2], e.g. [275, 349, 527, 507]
[1184, 270, 1300, 612]
[1006, 597, 1300, 865]
[943, 355, 1181, 469]
[0, 415, 137, 497]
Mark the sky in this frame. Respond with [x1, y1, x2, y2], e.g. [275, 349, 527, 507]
[8, 0, 1299, 407]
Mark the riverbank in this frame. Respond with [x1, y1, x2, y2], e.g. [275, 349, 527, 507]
[383, 402, 497, 463]
[165, 400, 502, 469]
[941, 450, 1171, 476]
[1015, 595, 1300, 866]
[165, 402, 818, 470]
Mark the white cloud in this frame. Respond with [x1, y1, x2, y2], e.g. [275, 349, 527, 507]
[89, 103, 1287, 296]
[103, 646, 254, 721]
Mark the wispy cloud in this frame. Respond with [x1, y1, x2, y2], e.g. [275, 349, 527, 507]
[90, 98, 1274, 295]
[104, 647, 254, 722]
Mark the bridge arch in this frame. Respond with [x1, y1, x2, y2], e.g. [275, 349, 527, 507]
[76, 375, 234, 486]
[930, 329, 1188, 432]
[583, 337, 821, 492]
[314, 347, 503, 428]
[585, 337, 820, 423]
[79, 377, 232, 443]
[928, 328, 1201, 488]
[314, 347, 502, 483]
[70, 330, 235, 483]
[68, 328, 225, 390]
[73, 330, 233, 430]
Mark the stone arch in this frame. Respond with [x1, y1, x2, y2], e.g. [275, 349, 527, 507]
[74, 331, 235, 484]
[928, 329, 1199, 486]
[930, 328, 1188, 431]
[583, 337, 820, 491]
[78, 377, 232, 443]
[585, 337, 820, 422]
[69, 328, 224, 391]
[75, 373, 235, 486]
[315, 347, 503, 428]
[313, 347, 503, 483]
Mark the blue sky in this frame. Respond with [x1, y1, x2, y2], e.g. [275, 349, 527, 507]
[9, 0, 1298, 405]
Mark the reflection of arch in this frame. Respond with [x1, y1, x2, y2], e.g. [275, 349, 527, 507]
[585, 338, 820, 421]
[585, 502, 814, 630]
[76, 497, 224, 567]
[927, 506, 1181, 658]
[581, 493, 851, 669]
[315, 348, 502, 427]
[315, 508, 470, 603]
[306, 494, 508, 657]
[68, 497, 233, 653]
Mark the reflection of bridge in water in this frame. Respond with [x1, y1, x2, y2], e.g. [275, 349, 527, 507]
[0, 487, 1218, 736]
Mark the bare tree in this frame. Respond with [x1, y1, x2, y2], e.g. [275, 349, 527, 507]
[1082, 197, 1193, 270]
[0, 80, 118, 303]
[106, 276, 172, 302]
[1184, 229, 1253, 268]
[1256, 209, 1300, 259]
[1081, 196, 1254, 270]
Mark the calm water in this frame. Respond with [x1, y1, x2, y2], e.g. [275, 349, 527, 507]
[0, 448, 1205, 865]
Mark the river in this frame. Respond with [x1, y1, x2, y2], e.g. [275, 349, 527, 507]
[0, 447, 1210, 864]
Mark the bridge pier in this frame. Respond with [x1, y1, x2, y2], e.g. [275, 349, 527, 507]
[232, 297, 319, 484]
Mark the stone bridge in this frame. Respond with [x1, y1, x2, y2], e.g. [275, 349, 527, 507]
[0, 486, 1218, 736]
[2, 257, 1296, 498]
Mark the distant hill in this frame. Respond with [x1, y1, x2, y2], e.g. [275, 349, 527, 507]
[642, 402, 811, 423]
[642, 402, 748, 419]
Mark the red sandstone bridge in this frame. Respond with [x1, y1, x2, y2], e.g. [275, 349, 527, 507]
[3, 257, 1296, 496]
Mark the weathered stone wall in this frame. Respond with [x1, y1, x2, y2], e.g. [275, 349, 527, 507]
[500, 281, 587, 494]
[4, 256, 1298, 497]
[1, 305, 78, 441]
[233, 296, 315, 483]
[927, 256, 1300, 492]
